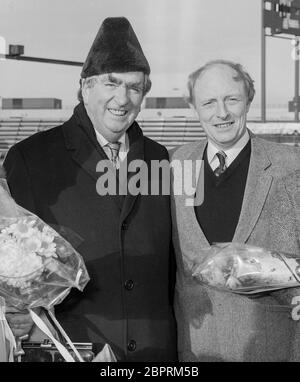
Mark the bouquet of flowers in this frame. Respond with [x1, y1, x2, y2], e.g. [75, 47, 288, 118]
[0, 184, 89, 311]
[0, 179, 93, 361]
[192, 243, 300, 294]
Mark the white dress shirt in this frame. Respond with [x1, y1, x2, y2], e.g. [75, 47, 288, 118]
[207, 130, 250, 171]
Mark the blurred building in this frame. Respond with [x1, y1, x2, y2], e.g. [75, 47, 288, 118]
[145, 97, 188, 109]
[2, 98, 62, 109]
[141, 96, 192, 118]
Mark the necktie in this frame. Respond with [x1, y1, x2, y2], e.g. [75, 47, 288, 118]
[214, 151, 227, 177]
[106, 142, 121, 168]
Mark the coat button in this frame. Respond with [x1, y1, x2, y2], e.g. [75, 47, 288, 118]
[121, 222, 128, 230]
[127, 340, 136, 352]
[124, 280, 134, 291]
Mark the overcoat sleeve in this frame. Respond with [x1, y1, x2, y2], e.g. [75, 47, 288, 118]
[3, 145, 36, 213]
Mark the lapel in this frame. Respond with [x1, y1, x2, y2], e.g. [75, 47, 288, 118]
[62, 103, 125, 210]
[232, 135, 273, 243]
[174, 139, 211, 248]
[120, 122, 145, 224]
[62, 103, 108, 183]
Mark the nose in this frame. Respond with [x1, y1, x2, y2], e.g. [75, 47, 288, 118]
[114, 85, 129, 105]
[216, 101, 229, 119]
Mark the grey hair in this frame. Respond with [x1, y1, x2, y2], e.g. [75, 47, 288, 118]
[77, 73, 152, 102]
[186, 59, 255, 106]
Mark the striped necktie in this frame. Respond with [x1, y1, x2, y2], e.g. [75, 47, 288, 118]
[106, 142, 121, 168]
[214, 151, 227, 177]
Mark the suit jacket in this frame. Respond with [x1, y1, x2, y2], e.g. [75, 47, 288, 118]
[171, 132, 300, 362]
[3, 103, 177, 362]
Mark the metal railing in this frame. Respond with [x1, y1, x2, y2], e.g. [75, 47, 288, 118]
[1, 118, 300, 160]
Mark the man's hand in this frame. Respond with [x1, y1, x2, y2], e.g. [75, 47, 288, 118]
[5, 306, 40, 338]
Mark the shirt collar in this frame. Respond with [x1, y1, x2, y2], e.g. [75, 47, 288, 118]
[207, 130, 250, 167]
[94, 128, 128, 152]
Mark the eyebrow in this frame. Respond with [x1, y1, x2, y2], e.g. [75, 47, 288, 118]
[107, 74, 143, 88]
[107, 74, 122, 85]
[200, 93, 243, 102]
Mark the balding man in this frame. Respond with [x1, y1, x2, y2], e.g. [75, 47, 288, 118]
[171, 60, 300, 362]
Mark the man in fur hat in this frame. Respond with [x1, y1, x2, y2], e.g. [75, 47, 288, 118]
[4, 17, 177, 361]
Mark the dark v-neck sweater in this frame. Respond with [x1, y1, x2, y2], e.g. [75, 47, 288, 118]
[194, 141, 251, 244]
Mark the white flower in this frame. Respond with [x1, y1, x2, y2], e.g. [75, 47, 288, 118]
[0, 238, 43, 288]
[0, 216, 70, 292]
[39, 240, 57, 258]
[23, 236, 42, 254]
[42, 225, 58, 238]
[3, 218, 35, 238]
[37, 226, 57, 258]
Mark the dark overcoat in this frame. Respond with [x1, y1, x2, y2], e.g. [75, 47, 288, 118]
[3, 103, 177, 362]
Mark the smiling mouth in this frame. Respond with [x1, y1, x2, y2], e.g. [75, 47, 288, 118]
[214, 122, 234, 128]
[108, 108, 127, 116]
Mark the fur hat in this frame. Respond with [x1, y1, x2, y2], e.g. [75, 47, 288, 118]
[81, 17, 150, 78]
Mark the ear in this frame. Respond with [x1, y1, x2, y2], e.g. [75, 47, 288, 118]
[188, 102, 199, 118]
[189, 102, 196, 112]
[81, 81, 90, 104]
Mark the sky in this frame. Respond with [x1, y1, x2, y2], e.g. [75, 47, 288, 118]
[0, 0, 298, 110]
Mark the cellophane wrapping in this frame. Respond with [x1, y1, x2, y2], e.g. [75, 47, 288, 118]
[192, 243, 300, 294]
